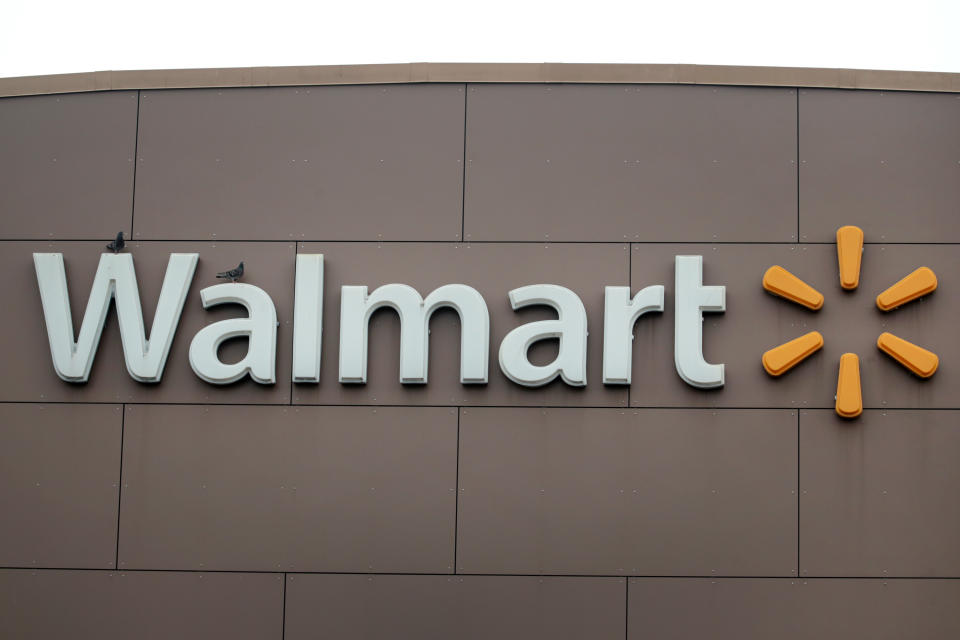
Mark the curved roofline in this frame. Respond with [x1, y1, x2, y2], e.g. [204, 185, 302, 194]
[2, 63, 958, 97]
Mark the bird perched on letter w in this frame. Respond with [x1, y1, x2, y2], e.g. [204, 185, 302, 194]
[106, 231, 125, 253]
[217, 262, 244, 282]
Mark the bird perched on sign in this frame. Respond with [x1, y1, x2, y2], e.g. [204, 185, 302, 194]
[106, 231, 125, 253]
[216, 262, 244, 282]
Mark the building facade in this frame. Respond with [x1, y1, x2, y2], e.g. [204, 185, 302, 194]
[1, 64, 959, 638]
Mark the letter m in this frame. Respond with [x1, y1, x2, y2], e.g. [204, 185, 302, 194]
[339, 283, 489, 384]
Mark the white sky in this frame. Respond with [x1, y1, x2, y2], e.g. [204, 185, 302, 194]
[2, 0, 959, 78]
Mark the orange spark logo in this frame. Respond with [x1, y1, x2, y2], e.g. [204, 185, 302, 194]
[760, 226, 939, 419]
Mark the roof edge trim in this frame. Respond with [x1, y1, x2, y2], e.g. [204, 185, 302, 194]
[2, 63, 959, 97]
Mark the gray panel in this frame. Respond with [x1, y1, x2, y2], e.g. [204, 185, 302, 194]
[464, 84, 797, 242]
[119, 405, 456, 571]
[0, 92, 137, 240]
[0, 569, 282, 640]
[294, 241, 628, 407]
[133, 85, 464, 241]
[285, 574, 624, 640]
[457, 408, 796, 575]
[629, 243, 959, 408]
[0, 404, 121, 568]
[801, 410, 960, 577]
[628, 578, 960, 639]
[799, 89, 960, 242]
[0, 240, 293, 403]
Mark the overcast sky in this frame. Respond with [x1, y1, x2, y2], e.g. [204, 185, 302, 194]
[3, 0, 959, 78]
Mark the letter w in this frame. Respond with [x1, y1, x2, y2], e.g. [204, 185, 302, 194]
[33, 253, 198, 383]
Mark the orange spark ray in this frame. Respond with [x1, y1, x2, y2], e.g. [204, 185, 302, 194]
[762, 331, 824, 376]
[877, 332, 939, 378]
[836, 225, 864, 290]
[835, 353, 863, 419]
[762, 266, 824, 310]
[876, 267, 938, 311]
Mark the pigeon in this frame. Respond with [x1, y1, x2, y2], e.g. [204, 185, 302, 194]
[106, 231, 125, 253]
[216, 262, 244, 282]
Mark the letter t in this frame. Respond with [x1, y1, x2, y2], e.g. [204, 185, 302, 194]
[674, 255, 725, 388]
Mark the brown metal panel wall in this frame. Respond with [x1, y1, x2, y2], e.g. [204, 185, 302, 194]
[284, 575, 625, 640]
[457, 408, 797, 576]
[627, 578, 960, 639]
[799, 89, 960, 242]
[0, 240, 295, 403]
[118, 405, 457, 572]
[0, 404, 121, 568]
[0, 569, 284, 640]
[293, 241, 628, 407]
[801, 410, 960, 577]
[463, 84, 798, 242]
[628, 243, 958, 409]
[0, 81, 958, 638]
[132, 85, 466, 241]
[0, 91, 137, 240]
